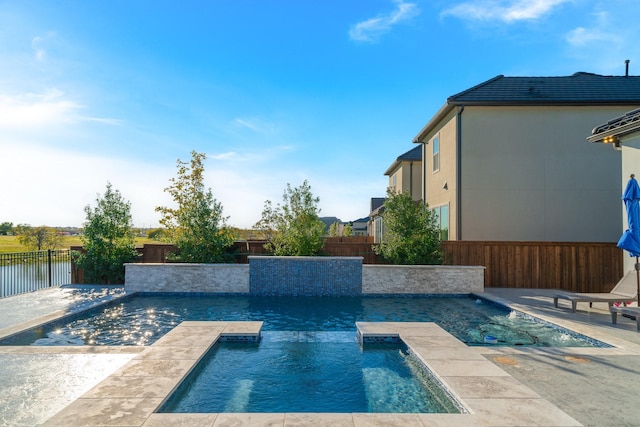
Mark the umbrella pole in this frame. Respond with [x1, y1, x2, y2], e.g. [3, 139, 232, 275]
[637, 256, 640, 305]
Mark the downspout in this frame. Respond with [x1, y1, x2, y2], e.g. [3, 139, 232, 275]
[421, 142, 427, 204]
[456, 105, 464, 240]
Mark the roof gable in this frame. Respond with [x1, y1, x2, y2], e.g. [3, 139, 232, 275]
[396, 145, 422, 161]
[384, 145, 422, 175]
[448, 72, 640, 106]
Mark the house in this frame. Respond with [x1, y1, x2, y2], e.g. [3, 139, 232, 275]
[412, 72, 640, 242]
[588, 108, 640, 272]
[384, 145, 422, 201]
[368, 197, 386, 243]
[349, 217, 369, 237]
[368, 147, 424, 242]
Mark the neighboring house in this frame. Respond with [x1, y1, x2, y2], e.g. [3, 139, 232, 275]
[412, 72, 640, 242]
[368, 197, 386, 243]
[588, 108, 640, 272]
[349, 217, 369, 237]
[384, 145, 422, 201]
[370, 146, 423, 243]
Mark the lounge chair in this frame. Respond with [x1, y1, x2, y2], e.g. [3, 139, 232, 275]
[610, 306, 640, 331]
[553, 270, 638, 313]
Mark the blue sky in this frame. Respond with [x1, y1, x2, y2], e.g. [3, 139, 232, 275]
[1, 0, 638, 228]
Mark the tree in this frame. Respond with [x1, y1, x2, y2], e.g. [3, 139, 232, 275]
[373, 189, 444, 265]
[156, 151, 234, 263]
[17, 226, 64, 250]
[0, 221, 13, 235]
[328, 221, 339, 237]
[147, 228, 166, 240]
[74, 183, 139, 284]
[343, 223, 353, 237]
[254, 180, 326, 256]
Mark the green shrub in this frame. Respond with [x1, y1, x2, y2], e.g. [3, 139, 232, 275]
[254, 180, 325, 256]
[156, 151, 234, 263]
[74, 183, 139, 284]
[374, 189, 444, 265]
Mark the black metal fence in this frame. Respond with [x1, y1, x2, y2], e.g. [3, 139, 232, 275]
[0, 249, 72, 298]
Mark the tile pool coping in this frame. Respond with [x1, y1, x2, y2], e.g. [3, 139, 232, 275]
[39, 321, 582, 427]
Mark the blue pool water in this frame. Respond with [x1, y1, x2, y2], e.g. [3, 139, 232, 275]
[1, 294, 605, 347]
[159, 332, 461, 414]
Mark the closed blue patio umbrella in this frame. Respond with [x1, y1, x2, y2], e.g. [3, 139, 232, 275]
[617, 174, 640, 301]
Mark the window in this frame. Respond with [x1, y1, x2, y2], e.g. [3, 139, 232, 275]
[374, 216, 384, 244]
[392, 174, 397, 192]
[432, 204, 449, 240]
[432, 135, 440, 172]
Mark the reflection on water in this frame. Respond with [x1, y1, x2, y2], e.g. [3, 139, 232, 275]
[4, 295, 603, 348]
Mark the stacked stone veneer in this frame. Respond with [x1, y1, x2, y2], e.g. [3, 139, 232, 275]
[124, 259, 484, 294]
[248, 256, 362, 296]
[124, 263, 250, 293]
[362, 265, 484, 294]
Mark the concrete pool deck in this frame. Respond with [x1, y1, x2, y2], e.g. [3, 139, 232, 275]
[0, 286, 640, 426]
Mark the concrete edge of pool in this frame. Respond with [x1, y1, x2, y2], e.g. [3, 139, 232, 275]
[40, 321, 583, 427]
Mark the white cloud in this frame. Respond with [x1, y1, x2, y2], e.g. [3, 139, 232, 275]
[561, 10, 634, 75]
[210, 151, 237, 160]
[349, 0, 419, 42]
[565, 12, 621, 47]
[31, 32, 56, 61]
[0, 90, 80, 128]
[231, 117, 277, 134]
[0, 89, 121, 130]
[566, 26, 618, 46]
[442, 0, 570, 23]
[0, 142, 173, 228]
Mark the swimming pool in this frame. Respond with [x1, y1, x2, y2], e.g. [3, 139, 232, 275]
[159, 332, 462, 414]
[1, 294, 607, 347]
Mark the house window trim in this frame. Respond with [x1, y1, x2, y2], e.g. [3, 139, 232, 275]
[430, 202, 449, 241]
[432, 134, 440, 173]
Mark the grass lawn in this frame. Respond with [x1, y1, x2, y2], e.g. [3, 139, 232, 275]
[0, 235, 163, 253]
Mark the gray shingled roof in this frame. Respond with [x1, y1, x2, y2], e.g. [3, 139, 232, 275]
[384, 145, 422, 176]
[397, 145, 422, 161]
[448, 72, 640, 105]
[370, 197, 385, 212]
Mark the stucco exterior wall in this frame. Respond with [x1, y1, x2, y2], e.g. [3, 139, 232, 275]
[420, 109, 459, 239]
[621, 138, 640, 272]
[362, 265, 484, 294]
[388, 160, 422, 201]
[459, 105, 630, 242]
[408, 160, 422, 201]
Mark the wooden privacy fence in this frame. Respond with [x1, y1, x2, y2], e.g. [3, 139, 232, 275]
[72, 239, 623, 292]
[442, 241, 623, 293]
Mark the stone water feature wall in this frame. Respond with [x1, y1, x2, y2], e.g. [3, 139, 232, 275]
[124, 258, 485, 294]
[248, 256, 362, 296]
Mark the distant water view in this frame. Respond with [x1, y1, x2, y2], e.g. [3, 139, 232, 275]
[0, 250, 72, 298]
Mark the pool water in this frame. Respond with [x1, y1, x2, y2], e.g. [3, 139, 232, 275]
[2, 295, 604, 347]
[160, 332, 461, 414]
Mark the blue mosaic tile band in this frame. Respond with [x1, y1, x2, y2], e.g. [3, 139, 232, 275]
[248, 256, 363, 296]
